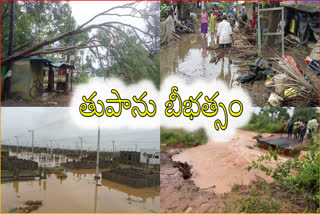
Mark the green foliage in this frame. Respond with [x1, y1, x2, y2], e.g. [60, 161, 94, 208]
[160, 2, 170, 22]
[161, 128, 207, 147]
[97, 29, 160, 88]
[292, 107, 319, 121]
[79, 75, 90, 84]
[247, 139, 319, 211]
[239, 187, 280, 213]
[261, 2, 270, 8]
[244, 107, 319, 133]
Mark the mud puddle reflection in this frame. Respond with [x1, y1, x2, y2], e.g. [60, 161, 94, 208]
[160, 33, 240, 87]
[2, 169, 159, 213]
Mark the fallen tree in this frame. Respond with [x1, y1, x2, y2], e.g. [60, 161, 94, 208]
[1, 2, 153, 66]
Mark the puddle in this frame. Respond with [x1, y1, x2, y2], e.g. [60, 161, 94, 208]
[160, 33, 240, 87]
[2, 153, 159, 213]
[172, 130, 288, 194]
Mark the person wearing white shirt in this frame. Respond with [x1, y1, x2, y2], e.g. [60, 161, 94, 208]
[217, 15, 234, 63]
[308, 117, 319, 134]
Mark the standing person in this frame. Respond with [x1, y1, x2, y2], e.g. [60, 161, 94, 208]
[227, 6, 232, 14]
[280, 120, 285, 137]
[208, 9, 216, 40]
[307, 117, 318, 140]
[241, 4, 246, 17]
[287, 119, 294, 139]
[300, 121, 307, 142]
[293, 119, 300, 139]
[308, 116, 319, 134]
[252, 6, 257, 30]
[201, 9, 208, 38]
[217, 15, 234, 63]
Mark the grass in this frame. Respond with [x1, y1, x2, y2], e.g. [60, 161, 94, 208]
[219, 179, 307, 213]
[79, 75, 90, 83]
[242, 122, 282, 133]
[160, 128, 208, 149]
[47, 167, 67, 179]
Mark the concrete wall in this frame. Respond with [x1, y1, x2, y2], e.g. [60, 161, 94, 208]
[120, 151, 140, 163]
[102, 168, 160, 188]
[1, 158, 38, 171]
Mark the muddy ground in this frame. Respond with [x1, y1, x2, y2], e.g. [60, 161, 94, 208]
[161, 21, 318, 107]
[160, 130, 308, 213]
[1, 84, 78, 107]
[160, 151, 219, 213]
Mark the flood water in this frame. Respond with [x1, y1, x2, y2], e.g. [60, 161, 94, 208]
[160, 32, 240, 87]
[2, 153, 160, 213]
[172, 130, 288, 194]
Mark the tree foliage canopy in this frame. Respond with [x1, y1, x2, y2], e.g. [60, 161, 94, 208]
[1, 1, 160, 87]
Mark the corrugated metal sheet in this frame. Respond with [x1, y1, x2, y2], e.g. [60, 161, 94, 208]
[20, 57, 55, 64]
[280, 2, 319, 13]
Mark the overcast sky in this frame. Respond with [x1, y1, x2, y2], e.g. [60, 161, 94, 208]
[70, 1, 146, 28]
[1, 107, 159, 151]
[69, 1, 148, 68]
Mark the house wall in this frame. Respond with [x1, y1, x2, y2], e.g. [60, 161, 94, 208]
[10, 61, 44, 98]
[11, 61, 32, 98]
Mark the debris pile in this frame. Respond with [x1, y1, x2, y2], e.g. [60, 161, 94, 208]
[238, 17, 257, 46]
[273, 55, 319, 106]
[173, 161, 192, 180]
[160, 16, 195, 46]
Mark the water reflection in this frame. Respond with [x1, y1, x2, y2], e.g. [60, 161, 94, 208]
[2, 168, 159, 213]
[160, 33, 240, 87]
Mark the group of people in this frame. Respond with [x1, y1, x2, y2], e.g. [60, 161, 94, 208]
[200, 8, 234, 63]
[280, 117, 319, 142]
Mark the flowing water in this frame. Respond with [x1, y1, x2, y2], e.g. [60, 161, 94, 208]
[172, 130, 288, 194]
[160, 32, 240, 87]
[2, 153, 160, 213]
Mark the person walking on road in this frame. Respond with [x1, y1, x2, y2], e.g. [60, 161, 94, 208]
[287, 119, 294, 139]
[208, 9, 216, 40]
[217, 15, 234, 63]
[201, 9, 208, 38]
[299, 121, 307, 142]
[280, 120, 285, 137]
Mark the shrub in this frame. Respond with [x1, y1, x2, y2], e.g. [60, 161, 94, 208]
[160, 128, 208, 147]
[247, 137, 319, 211]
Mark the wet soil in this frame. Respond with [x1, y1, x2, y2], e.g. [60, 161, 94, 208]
[160, 152, 219, 213]
[2, 82, 82, 107]
[172, 130, 288, 194]
[160, 130, 297, 213]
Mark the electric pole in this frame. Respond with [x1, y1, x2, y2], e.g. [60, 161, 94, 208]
[112, 140, 115, 158]
[28, 129, 34, 159]
[95, 124, 101, 179]
[79, 137, 83, 159]
[14, 136, 19, 154]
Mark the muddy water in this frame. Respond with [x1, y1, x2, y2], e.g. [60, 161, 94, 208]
[1, 169, 160, 213]
[160, 32, 240, 87]
[172, 130, 288, 194]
